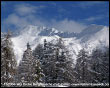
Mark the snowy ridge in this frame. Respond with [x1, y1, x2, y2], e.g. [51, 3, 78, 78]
[81, 26, 109, 53]
[11, 24, 109, 65]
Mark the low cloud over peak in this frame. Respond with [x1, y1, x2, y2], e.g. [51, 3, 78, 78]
[1, 2, 109, 32]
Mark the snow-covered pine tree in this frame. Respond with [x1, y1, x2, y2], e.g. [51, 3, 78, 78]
[42, 39, 56, 83]
[101, 47, 109, 83]
[89, 48, 109, 83]
[32, 59, 44, 83]
[1, 30, 17, 86]
[18, 42, 34, 83]
[18, 42, 44, 86]
[74, 48, 90, 83]
[32, 44, 45, 84]
[89, 48, 102, 83]
[41, 38, 75, 84]
[53, 38, 75, 84]
[33, 44, 44, 62]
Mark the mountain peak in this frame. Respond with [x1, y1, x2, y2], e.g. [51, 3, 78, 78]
[10, 24, 109, 65]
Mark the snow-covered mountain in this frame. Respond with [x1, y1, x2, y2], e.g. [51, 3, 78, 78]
[10, 24, 109, 65]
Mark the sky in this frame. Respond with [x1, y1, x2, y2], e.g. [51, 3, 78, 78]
[1, 1, 109, 33]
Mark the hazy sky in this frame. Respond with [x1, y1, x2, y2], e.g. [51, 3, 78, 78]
[1, 1, 109, 33]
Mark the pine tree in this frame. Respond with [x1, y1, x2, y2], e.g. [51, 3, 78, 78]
[32, 44, 45, 84]
[90, 48, 109, 83]
[1, 30, 17, 86]
[74, 48, 90, 83]
[41, 38, 75, 84]
[101, 47, 109, 83]
[32, 59, 44, 83]
[18, 42, 34, 83]
[42, 39, 56, 83]
[18, 42, 44, 86]
[33, 44, 44, 62]
[89, 48, 102, 83]
[53, 38, 75, 83]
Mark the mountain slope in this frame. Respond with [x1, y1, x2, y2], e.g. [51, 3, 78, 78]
[11, 24, 109, 65]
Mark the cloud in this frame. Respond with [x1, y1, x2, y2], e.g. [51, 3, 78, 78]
[2, 3, 47, 30]
[14, 4, 37, 16]
[14, 4, 46, 16]
[3, 13, 46, 30]
[50, 19, 87, 33]
[3, 14, 87, 33]
[4, 14, 29, 29]
[2, 3, 87, 33]
[85, 15, 104, 22]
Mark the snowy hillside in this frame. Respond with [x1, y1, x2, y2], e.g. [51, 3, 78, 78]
[11, 24, 109, 65]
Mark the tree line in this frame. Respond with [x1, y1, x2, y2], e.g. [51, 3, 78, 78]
[1, 31, 109, 87]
